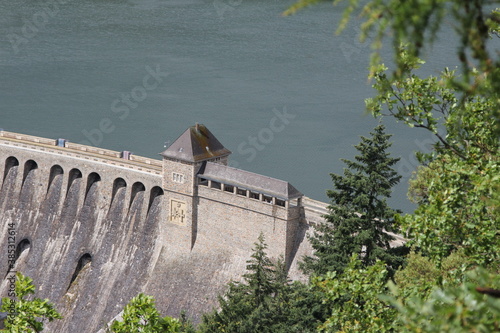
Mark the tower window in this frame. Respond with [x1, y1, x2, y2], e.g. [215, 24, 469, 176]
[263, 195, 273, 203]
[172, 173, 184, 183]
[210, 181, 221, 190]
[276, 199, 286, 207]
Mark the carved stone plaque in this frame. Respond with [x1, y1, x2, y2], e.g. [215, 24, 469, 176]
[169, 199, 186, 225]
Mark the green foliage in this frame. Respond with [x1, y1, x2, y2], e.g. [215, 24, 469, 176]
[282, 0, 322, 16]
[367, 55, 498, 160]
[367, 50, 500, 329]
[301, 124, 405, 276]
[242, 233, 276, 308]
[109, 293, 182, 333]
[284, 1, 500, 331]
[489, 8, 500, 37]
[286, 1, 500, 133]
[366, 55, 500, 265]
[404, 154, 499, 264]
[393, 249, 475, 301]
[393, 251, 440, 297]
[386, 267, 500, 332]
[199, 233, 326, 333]
[314, 255, 396, 332]
[0, 272, 62, 333]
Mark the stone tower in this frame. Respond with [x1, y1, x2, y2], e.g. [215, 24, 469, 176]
[160, 123, 231, 251]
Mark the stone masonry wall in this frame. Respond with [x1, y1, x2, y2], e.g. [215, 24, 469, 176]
[196, 185, 289, 257]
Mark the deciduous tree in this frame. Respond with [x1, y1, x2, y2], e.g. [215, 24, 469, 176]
[314, 255, 396, 333]
[108, 293, 185, 333]
[367, 55, 500, 265]
[386, 267, 500, 332]
[0, 273, 62, 333]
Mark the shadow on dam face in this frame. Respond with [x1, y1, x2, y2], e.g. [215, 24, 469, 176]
[3, 239, 31, 278]
[47, 165, 64, 197]
[67, 253, 92, 292]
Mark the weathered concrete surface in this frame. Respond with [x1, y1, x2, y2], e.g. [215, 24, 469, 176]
[0, 138, 166, 332]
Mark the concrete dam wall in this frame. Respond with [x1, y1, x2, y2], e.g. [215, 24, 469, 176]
[0, 129, 327, 332]
[0, 133, 166, 332]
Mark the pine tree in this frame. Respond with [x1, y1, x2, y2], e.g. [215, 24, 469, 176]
[200, 233, 326, 333]
[301, 123, 405, 276]
[199, 233, 275, 332]
[243, 232, 275, 308]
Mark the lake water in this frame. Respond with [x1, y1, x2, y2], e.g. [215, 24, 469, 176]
[0, 0, 460, 213]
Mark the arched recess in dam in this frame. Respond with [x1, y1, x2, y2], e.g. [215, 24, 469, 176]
[22, 160, 38, 187]
[107, 177, 127, 221]
[111, 178, 127, 208]
[67, 253, 92, 292]
[0, 157, 19, 211]
[130, 181, 145, 212]
[4, 238, 31, 278]
[84, 172, 101, 205]
[47, 165, 64, 196]
[60, 168, 84, 235]
[148, 186, 164, 216]
[67, 168, 82, 197]
[2, 156, 19, 190]
[19, 160, 39, 210]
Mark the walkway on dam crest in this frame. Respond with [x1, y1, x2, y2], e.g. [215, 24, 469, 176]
[0, 130, 162, 175]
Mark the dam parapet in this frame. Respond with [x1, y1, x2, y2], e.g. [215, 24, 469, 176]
[0, 130, 162, 175]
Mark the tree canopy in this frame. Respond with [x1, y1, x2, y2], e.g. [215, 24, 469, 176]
[285, 1, 500, 331]
[199, 233, 327, 333]
[301, 124, 405, 276]
[367, 53, 500, 265]
[285, 0, 500, 135]
[0, 273, 62, 333]
[108, 293, 188, 333]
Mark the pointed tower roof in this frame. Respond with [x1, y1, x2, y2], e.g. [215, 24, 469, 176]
[160, 124, 231, 162]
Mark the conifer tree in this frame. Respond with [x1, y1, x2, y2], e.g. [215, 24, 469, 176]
[243, 232, 275, 308]
[200, 233, 326, 333]
[301, 123, 404, 276]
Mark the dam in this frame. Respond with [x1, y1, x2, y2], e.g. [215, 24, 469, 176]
[0, 124, 328, 332]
